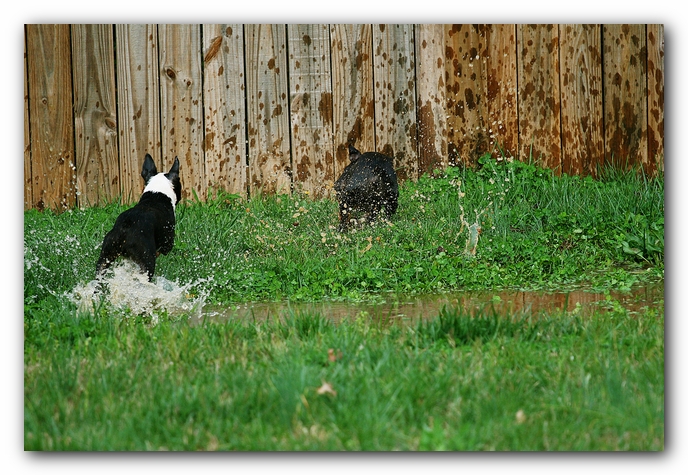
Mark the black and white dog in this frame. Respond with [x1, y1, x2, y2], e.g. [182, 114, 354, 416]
[96, 154, 181, 282]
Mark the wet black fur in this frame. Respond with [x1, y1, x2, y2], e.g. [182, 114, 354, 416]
[334, 144, 398, 232]
[96, 154, 181, 281]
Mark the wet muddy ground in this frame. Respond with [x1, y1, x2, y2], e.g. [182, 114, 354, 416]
[197, 280, 664, 326]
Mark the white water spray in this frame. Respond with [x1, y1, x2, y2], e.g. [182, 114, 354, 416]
[68, 261, 210, 322]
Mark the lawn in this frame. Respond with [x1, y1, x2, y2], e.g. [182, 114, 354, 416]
[23, 154, 664, 451]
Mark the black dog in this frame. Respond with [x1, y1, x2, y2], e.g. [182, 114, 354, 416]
[96, 154, 181, 281]
[333, 144, 398, 232]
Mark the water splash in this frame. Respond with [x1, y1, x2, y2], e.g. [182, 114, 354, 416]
[68, 261, 209, 322]
[453, 179, 486, 257]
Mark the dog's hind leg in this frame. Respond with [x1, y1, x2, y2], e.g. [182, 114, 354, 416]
[96, 231, 123, 278]
[140, 255, 156, 282]
[126, 241, 157, 282]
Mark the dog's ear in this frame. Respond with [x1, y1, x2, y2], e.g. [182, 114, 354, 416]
[141, 154, 158, 183]
[348, 144, 361, 162]
[167, 157, 180, 180]
[167, 157, 182, 204]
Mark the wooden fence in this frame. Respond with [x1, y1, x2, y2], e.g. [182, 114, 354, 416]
[24, 24, 664, 211]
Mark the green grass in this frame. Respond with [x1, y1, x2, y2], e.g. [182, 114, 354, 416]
[23, 154, 664, 451]
[24, 300, 664, 451]
[24, 155, 664, 305]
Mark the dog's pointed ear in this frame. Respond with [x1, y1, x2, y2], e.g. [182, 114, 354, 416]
[167, 157, 182, 205]
[167, 157, 180, 179]
[141, 154, 158, 183]
[348, 144, 361, 162]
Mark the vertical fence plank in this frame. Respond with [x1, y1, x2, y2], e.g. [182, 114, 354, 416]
[159, 24, 205, 201]
[415, 24, 447, 174]
[24, 37, 32, 210]
[445, 24, 489, 167]
[560, 24, 604, 177]
[202, 24, 248, 198]
[71, 24, 119, 207]
[373, 24, 418, 181]
[517, 24, 562, 171]
[26, 24, 75, 211]
[245, 24, 292, 195]
[115, 24, 162, 203]
[647, 24, 664, 173]
[485, 24, 518, 159]
[287, 24, 335, 198]
[603, 24, 648, 171]
[330, 24, 375, 177]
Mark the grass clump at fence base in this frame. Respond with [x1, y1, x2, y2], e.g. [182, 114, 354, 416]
[24, 299, 664, 451]
[23, 153, 664, 306]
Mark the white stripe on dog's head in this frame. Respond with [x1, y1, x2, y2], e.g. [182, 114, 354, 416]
[144, 173, 178, 210]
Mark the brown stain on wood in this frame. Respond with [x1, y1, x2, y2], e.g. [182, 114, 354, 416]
[296, 153, 311, 181]
[417, 100, 439, 172]
[318, 92, 333, 125]
[204, 35, 222, 63]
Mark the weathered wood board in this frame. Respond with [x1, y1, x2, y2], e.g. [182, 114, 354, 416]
[560, 24, 604, 177]
[287, 24, 335, 198]
[158, 24, 205, 201]
[115, 24, 162, 203]
[647, 24, 664, 173]
[373, 24, 418, 182]
[26, 24, 76, 211]
[24, 40, 31, 210]
[485, 24, 518, 160]
[330, 24, 375, 179]
[445, 24, 489, 167]
[415, 23, 447, 174]
[203, 24, 248, 198]
[517, 24, 562, 172]
[603, 24, 648, 171]
[71, 24, 119, 207]
[244, 24, 292, 195]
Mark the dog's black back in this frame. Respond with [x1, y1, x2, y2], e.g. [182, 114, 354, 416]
[96, 154, 181, 281]
[334, 144, 398, 232]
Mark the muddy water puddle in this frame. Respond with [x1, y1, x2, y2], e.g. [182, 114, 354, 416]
[197, 281, 664, 325]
